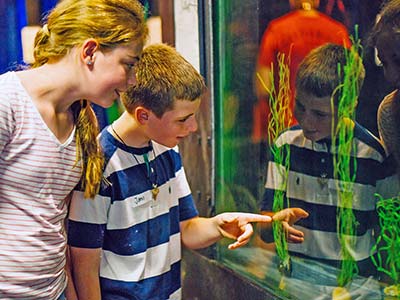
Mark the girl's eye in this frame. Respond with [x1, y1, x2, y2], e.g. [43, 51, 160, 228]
[125, 61, 137, 70]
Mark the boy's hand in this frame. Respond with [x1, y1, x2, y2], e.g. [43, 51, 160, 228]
[273, 208, 309, 243]
[216, 213, 272, 250]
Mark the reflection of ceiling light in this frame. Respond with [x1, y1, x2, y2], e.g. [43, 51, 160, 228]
[302, 3, 312, 11]
[21, 26, 40, 64]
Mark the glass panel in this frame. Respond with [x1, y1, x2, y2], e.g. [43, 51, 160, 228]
[214, 1, 264, 214]
[213, 0, 399, 299]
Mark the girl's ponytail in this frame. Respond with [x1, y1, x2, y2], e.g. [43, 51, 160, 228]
[73, 100, 104, 199]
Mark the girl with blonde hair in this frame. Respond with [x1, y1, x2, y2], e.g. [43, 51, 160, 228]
[0, 0, 147, 299]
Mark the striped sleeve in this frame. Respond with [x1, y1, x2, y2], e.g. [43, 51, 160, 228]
[68, 191, 110, 248]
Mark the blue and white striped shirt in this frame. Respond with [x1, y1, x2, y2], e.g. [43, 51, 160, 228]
[261, 123, 398, 275]
[68, 127, 198, 300]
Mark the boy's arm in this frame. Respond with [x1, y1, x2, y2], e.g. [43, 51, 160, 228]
[180, 213, 271, 250]
[63, 193, 78, 300]
[70, 247, 102, 300]
[264, 208, 308, 243]
[65, 246, 78, 300]
[258, 156, 308, 243]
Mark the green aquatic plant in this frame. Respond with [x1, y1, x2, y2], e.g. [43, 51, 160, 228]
[257, 50, 292, 274]
[371, 194, 400, 297]
[331, 29, 363, 287]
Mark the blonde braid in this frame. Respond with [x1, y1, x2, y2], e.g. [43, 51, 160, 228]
[74, 100, 104, 199]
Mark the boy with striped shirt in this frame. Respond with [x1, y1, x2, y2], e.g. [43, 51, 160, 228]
[67, 44, 307, 300]
[260, 43, 398, 298]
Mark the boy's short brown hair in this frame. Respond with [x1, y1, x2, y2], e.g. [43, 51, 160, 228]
[121, 43, 206, 117]
[295, 43, 365, 106]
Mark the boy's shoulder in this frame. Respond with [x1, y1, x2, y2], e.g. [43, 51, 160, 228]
[275, 123, 386, 159]
[152, 141, 183, 167]
[152, 140, 179, 155]
[274, 125, 305, 147]
[98, 131, 182, 172]
[98, 126, 120, 160]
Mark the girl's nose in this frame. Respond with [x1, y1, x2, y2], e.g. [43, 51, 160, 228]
[127, 71, 137, 86]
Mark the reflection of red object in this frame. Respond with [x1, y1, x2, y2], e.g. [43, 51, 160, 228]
[253, 10, 350, 143]
[325, 0, 350, 28]
[326, 0, 346, 15]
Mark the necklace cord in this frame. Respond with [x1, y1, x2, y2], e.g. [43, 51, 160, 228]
[143, 153, 151, 178]
[110, 123, 159, 197]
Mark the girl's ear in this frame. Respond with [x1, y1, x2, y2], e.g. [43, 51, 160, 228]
[81, 38, 99, 66]
[136, 107, 150, 124]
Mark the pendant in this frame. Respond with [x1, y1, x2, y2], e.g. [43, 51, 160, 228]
[318, 172, 328, 189]
[152, 184, 159, 200]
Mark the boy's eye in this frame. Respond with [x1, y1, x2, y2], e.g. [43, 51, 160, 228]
[126, 63, 136, 69]
[179, 117, 189, 123]
[178, 115, 195, 123]
[316, 112, 329, 118]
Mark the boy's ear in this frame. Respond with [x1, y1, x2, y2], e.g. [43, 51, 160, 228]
[81, 38, 99, 66]
[136, 107, 150, 124]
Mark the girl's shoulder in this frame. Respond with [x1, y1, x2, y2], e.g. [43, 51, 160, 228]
[0, 71, 18, 84]
[0, 71, 27, 95]
[0, 72, 28, 108]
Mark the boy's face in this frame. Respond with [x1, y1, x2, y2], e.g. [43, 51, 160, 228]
[294, 89, 336, 142]
[146, 98, 201, 148]
[376, 28, 400, 88]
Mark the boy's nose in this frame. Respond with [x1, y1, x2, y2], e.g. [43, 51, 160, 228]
[297, 112, 315, 128]
[187, 117, 198, 133]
